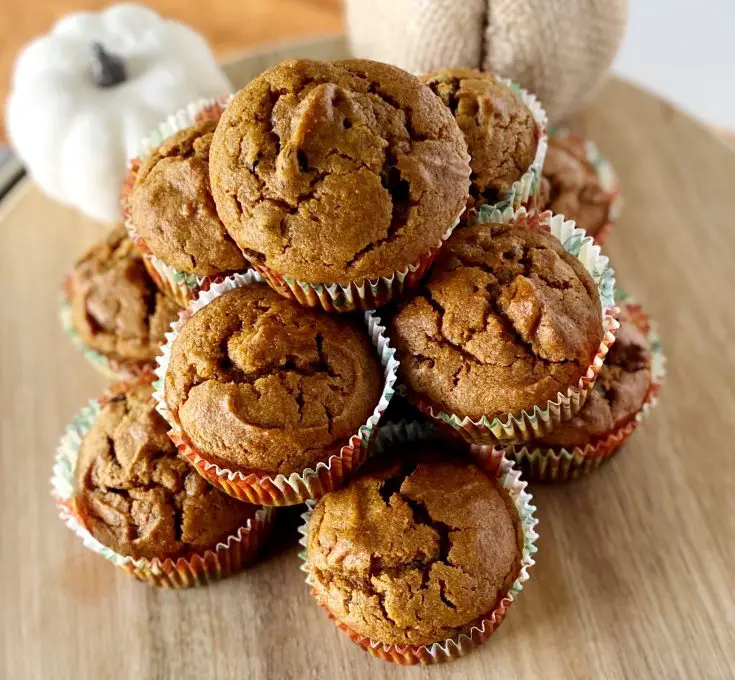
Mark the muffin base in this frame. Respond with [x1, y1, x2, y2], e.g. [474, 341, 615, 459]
[508, 294, 665, 481]
[401, 210, 620, 446]
[51, 379, 274, 588]
[153, 271, 399, 506]
[298, 420, 539, 665]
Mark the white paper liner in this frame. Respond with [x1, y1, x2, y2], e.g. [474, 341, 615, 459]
[51, 390, 274, 586]
[297, 420, 539, 664]
[509, 289, 666, 480]
[401, 209, 619, 445]
[473, 78, 549, 224]
[153, 270, 400, 505]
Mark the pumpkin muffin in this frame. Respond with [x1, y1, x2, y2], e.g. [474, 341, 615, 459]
[128, 119, 246, 277]
[527, 306, 651, 449]
[539, 135, 615, 239]
[74, 381, 256, 561]
[64, 226, 181, 375]
[306, 444, 522, 646]
[163, 282, 384, 475]
[390, 222, 603, 423]
[421, 68, 539, 212]
[209, 58, 470, 286]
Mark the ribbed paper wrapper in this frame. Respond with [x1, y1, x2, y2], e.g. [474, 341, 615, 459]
[153, 271, 399, 506]
[404, 209, 619, 446]
[298, 420, 539, 664]
[508, 291, 665, 481]
[51, 378, 274, 588]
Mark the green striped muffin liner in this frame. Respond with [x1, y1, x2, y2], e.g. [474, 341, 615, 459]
[51, 378, 274, 588]
[122, 94, 242, 307]
[297, 420, 538, 665]
[58, 290, 153, 381]
[509, 289, 666, 481]
[402, 208, 620, 446]
[152, 270, 399, 505]
[471, 78, 548, 225]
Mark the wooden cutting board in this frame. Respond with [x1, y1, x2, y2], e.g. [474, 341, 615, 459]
[1, 36, 733, 680]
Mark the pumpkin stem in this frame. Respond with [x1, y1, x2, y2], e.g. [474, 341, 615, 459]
[91, 42, 126, 88]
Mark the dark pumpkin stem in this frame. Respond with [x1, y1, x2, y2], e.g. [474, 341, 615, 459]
[91, 42, 126, 88]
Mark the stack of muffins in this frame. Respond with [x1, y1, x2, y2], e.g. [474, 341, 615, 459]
[53, 58, 663, 664]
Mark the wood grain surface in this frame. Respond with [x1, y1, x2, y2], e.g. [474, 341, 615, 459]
[0, 0, 343, 139]
[2, 36, 735, 680]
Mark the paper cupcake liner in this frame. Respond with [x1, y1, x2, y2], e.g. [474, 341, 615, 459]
[508, 290, 665, 482]
[121, 94, 239, 307]
[297, 420, 539, 665]
[471, 79, 548, 225]
[402, 209, 619, 446]
[58, 285, 155, 381]
[50, 378, 274, 588]
[153, 271, 399, 506]
[250, 213, 462, 313]
[543, 127, 622, 246]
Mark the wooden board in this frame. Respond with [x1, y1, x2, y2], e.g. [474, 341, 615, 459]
[2, 36, 735, 680]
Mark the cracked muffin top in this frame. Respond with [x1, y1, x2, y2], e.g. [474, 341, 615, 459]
[74, 381, 255, 561]
[164, 283, 384, 474]
[529, 306, 651, 448]
[209, 58, 471, 284]
[307, 444, 521, 646]
[421, 68, 538, 211]
[539, 136, 613, 238]
[66, 226, 181, 366]
[129, 119, 247, 277]
[390, 223, 603, 421]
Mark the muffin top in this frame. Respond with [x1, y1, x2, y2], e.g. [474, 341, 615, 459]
[164, 283, 384, 474]
[532, 306, 651, 448]
[67, 226, 181, 365]
[307, 444, 521, 646]
[129, 119, 247, 277]
[74, 381, 255, 561]
[209, 58, 471, 284]
[390, 223, 603, 421]
[421, 68, 538, 209]
[540, 136, 612, 237]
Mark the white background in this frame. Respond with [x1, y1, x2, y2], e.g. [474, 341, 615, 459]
[614, 0, 735, 129]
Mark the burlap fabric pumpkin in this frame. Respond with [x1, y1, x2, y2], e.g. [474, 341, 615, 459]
[345, 0, 628, 121]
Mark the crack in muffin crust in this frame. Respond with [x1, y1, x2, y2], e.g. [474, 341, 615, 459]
[390, 223, 603, 421]
[307, 445, 521, 646]
[164, 283, 384, 474]
[209, 58, 471, 283]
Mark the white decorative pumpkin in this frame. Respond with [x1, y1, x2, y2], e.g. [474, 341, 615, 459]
[6, 3, 231, 224]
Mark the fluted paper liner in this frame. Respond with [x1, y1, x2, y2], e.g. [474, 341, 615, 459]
[509, 291, 665, 481]
[121, 94, 240, 307]
[471, 79, 548, 224]
[537, 128, 622, 245]
[403, 209, 619, 445]
[297, 420, 539, 665]
[251, 213, 462, 313]
[51, 378, 274, 588]
[58, 286, 154, 381]
[153, 271, 399, 505]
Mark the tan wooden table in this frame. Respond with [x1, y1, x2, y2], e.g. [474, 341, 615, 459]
[1, 36, 734, 680]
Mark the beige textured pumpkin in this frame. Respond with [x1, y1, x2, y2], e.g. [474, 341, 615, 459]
[345, 0, 628, 121]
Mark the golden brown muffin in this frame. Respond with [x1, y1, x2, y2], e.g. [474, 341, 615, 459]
[530, 307, 651, 448]
[129, 119, 247, 277]
[66, 226, 181, 367]
[209, 58, 471, 284]
[307, 444, 521, 646]
[421, 68, 538, 211]
[390, 223, 603, 421]
[74, 381, 255, 561]
[164, 283, 384, 475]
[539, 136, 612, 238]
